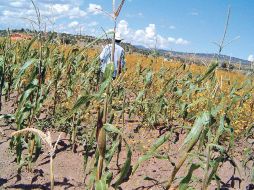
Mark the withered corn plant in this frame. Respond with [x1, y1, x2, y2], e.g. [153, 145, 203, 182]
[0, 30, 18, 111]
[12, 128, 62, 190]
[130, 59, 253, 189]
[8, 0, 55, 171]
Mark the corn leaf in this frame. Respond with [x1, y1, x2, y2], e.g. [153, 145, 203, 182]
[103, 62, 114, 82]
[180, 112, 210, 152]
[15, 59, 38, 86]
[179, 163, 200, 190]
[95, 179, 107, 190]
[105, 138, 120, 165]
[132, 132, 171, 173]
[103, 124, 132, 187]
[196, 62, 218, 84]
[113, 142, 132, 187]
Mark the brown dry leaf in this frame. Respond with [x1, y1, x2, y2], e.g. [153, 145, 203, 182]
[12, 128, 50, 145]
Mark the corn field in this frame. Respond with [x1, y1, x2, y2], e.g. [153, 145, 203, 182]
[0, 30, 253, 189]
[0, 2, 254, 190]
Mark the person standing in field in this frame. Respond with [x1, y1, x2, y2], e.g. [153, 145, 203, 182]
[99, 33, 126, 79]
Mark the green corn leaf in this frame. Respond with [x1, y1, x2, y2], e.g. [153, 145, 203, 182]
[58, 95, 93, 124]
[113, 142, 132, 188]
[34, 82, 52, 113]
[135, 90, 145, 101]
[175, 88, 183, 97]
[96, 78, 111, 98]
[15, 59, 38, 88]
[208, 144, 225, 153]
[211, 103, 224, 117]
[34, 134, 42, 162]
[179, 163, 200, 190]
[103, 62, 114, 82]
[18, 59, 38, 78]
[154, 154, 170, 160]
[103, 124, 132, 187]
[0, 56, 3, 77]
[103, 123, 122, 135]
[207, 157, 223, 184]
[88, 167, 97, 189]
[23, 36, 37, 57]
[72, 95, 93, 111]
[17, 87, 36, 111]
[105, 138, 120, 165]
[103, 171, 113, 185]
[145, 71, 153, 86]
[0, 114, 15, 120]
[133, 154, 151, 174]
[95, 179, 108, 190]
[180, 112, 210, 152]
[150, 132, 172, 152]
[196, 62, 218, 84]
[214, 115, 225, 143]
[132, 132, 171, 173]
[16, 108, 31, 130]
[15, 136, 22, 164]
[180, 103, 188, 119]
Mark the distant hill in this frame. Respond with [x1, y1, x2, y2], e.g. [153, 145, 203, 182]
[134, 45, 250, 65]
[0, 29, 252, 70]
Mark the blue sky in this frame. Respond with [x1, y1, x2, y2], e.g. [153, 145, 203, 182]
[0, 0, 253, 61]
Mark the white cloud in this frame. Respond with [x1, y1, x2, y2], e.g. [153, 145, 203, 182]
[68, 7, 87, 19]
[175, 38, 189, 45]
[2, 10, 16, 17]
[116, 20, 190, 49]
[145, 24, 156, 39]
[168, 37, 175, 43]
[0, 1, 88, 29]
[87, 3, 102, 15]
[0, 2, 190, 49]
[157, 35, 169, 48]
[117, 20, 130, 36]
[167, 37, 189, 45]
[68, 21, 79, 28]
[134, 30, 146, 43]
[43, 4, 87, 19]
[10, 1, 24, 8]
[50, 4, 70, 14]
[133, 27, 156, 48]
[248, 55, 254, 62]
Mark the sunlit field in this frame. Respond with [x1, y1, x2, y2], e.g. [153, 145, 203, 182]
[0, 37, 253, 189]
[0, 0, 254, 190]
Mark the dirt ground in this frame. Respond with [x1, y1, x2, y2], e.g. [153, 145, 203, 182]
[1, 95, 254, 190]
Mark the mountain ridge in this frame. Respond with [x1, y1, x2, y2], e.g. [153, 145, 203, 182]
[134, 45, 250, 65]
[0, 29, 251, 66]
